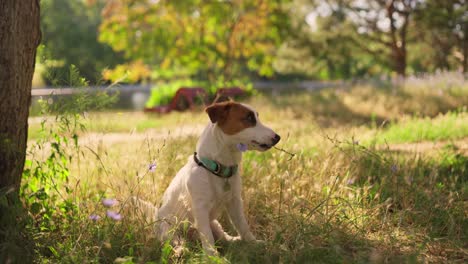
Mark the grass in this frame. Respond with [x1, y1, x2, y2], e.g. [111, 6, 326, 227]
[28, 111, 206, 140]
[17, 80, 468, 263]
[371, 110, 468, 144]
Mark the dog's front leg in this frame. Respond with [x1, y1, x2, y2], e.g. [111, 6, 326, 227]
[191, 200, 217, 255]
[187, 172, 218, 255]
[226, 196, 256, 241]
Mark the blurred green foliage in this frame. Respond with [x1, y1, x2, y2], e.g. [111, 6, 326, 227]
[38, 0, 466, 85]
[39, 0, 124, 85]
[99, 0, 289, 83]
[276, 0, 467, 78]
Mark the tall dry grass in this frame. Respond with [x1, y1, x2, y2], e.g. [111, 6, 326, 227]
[19, 77, 468, 263]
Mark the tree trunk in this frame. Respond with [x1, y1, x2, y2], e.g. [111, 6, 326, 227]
[392, 48, 407, 77]
[463, 32, 467, 73]
[0, 0, 41, 197]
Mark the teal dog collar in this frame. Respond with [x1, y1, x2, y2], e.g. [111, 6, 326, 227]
[193, 152, 238, 178]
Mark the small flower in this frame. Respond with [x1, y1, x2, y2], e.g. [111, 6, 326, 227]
[102, 198, 117, 207]
[89, 214, 101, 221]
[106, 210, 122, 221]
[346, 178, 355, 185]
[148, 162, 157, 172]
[391, 164, 398, 173]
[236, 143, 248, 152]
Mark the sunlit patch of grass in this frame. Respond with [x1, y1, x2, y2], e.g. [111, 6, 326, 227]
[28, 111, 206, 140]
[371, 110, 468, 144]
[83, 111, 205, 133]
[253, 80, 467, 128]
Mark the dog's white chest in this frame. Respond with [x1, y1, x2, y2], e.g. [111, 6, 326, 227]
[208, 193, 232, 220]
[210, 177, 234, 206]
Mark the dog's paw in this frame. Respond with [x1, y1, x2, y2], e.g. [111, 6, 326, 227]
[254, 239, 265, 245]
[241, 232, 256, 242]
[224, 234, 241, 242]
[173, 244, 188, 258]
[203, 246, 219, 257]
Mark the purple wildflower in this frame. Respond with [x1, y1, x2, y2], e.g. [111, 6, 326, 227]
[346, 178, 355, 185]
[106, 210, 122, 221]
[89, 214, 101, 221]
[148, 162, 157, 172]
[236, 143, 248, 152]
[391, 164, 398, 173]
[102, 198, 117, 207]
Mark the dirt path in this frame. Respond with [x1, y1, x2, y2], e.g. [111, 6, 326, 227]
[79, 128, 468, 155]
[382, 137, 468, 155]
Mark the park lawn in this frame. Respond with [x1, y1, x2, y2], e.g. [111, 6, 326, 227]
[23, 86, 468, 263]
[365, 111, 468, 145]
[27, 110, 206, 140]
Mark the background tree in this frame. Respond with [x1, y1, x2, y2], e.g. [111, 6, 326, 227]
[312, 0, 421, 77]
[99, 0, 289, 83]
[0, 0, 41, 261]
[40, 0, 124, 85]
[413, 0, 467, 72]
[276, 0, 436, 78]
[344, 0, 421, 77]
[274, 0, 383, 79]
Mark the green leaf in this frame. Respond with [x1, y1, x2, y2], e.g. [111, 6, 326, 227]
[30, 202, 42, 214]
[160, 240, 173, 264]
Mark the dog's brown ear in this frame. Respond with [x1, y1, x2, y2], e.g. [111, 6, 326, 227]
[212, 94, 233, 104]
[205, 102, 232, 123]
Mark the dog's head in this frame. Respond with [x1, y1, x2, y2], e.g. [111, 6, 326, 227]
[205, 101, 280, 152]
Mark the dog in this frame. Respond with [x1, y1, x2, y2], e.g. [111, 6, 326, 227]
[155, 101, 280, 255]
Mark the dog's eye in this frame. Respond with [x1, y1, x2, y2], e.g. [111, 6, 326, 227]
[245, 112, 256, 124]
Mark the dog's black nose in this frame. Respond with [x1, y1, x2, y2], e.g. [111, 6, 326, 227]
[272, 134, 281, 145]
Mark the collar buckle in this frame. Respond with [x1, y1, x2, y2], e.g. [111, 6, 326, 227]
[213, 162, 222, 174]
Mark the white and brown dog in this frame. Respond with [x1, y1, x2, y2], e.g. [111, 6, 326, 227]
[155, 101, 280, 255]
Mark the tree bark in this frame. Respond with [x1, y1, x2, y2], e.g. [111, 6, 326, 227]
[463, 32, 467, 73]
[387, 0, 409, 77]
[392, 49, 407, 77]
[0, 0, 41, 197]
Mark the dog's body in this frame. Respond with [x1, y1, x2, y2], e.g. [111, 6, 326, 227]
[156, 101, 280, 255]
